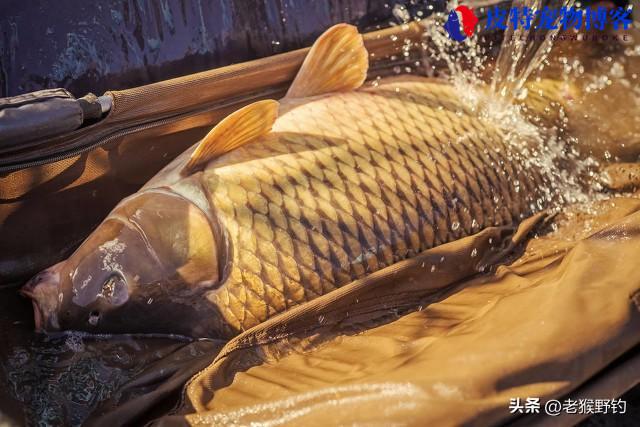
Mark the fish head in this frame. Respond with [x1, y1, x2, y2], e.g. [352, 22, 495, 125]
[21, 191, 222, 336]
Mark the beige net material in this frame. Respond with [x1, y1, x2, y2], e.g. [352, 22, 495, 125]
[127, 196, 640, 426]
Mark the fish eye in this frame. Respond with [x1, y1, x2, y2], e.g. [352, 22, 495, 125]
[102, 274, 122, 296]
[88, 310, 101, 326]
[99, 274, 129, 306]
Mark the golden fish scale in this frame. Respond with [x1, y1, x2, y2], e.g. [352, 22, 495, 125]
[201, 79, 548, 335]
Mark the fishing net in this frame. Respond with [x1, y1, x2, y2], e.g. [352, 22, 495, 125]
[82, 194, 640, 426]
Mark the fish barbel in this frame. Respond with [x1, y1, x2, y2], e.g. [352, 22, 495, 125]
[21, 24, 550, 338]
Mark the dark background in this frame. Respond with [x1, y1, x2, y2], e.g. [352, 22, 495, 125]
[0, 0, 446, 98]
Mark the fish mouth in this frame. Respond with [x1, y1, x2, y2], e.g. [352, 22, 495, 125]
[19, 288, 48, 332]
[32, 300, 43, 331]
[20, 274, 61, 332]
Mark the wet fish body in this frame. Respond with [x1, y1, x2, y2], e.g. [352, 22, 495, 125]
[196, 80, 547, 334]
[22, 25, 549, 338]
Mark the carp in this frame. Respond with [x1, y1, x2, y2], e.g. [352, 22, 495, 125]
[21, 24, 550, 338]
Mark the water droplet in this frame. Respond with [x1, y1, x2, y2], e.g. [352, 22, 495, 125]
[451, 222, 460, 231]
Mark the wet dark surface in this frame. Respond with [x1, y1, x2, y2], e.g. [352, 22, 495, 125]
[0, 0, 446, 98]
[580, 386, 640, 427]
[0, 283, 224, 426]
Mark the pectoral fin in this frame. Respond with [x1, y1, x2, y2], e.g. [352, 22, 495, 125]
[182, 99, 279, 175]
[286, 23, 369, 99]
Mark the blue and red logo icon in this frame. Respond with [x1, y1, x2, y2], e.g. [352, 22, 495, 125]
[444, 6, 632, 43]
[444, 6, 479, 42]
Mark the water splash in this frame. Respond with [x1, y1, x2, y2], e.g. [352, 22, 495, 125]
[491, 0, 576, 103]
[420, 0, 599, 212]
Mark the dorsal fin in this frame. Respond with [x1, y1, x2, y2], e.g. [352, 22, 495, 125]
[182, 99, 279, 175]
[286, 23, 369, 99]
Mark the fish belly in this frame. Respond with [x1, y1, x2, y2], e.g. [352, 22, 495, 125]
[200, 78, 548, 335]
